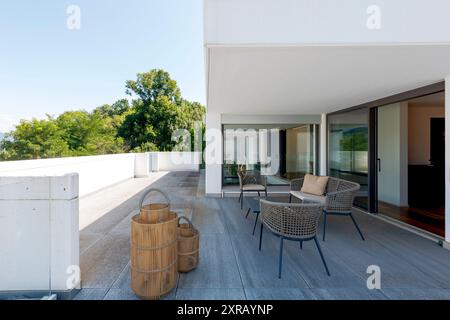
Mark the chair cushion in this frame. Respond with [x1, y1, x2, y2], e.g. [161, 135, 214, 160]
[242, 184, 266, 191]
[301, 174, 329, 196]
[290, 191, 326, 204]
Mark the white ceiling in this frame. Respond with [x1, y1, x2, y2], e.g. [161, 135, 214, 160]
[207, 45, 450, 115]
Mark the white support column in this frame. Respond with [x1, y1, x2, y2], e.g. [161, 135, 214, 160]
[320, 113, 328, 176]
[445, 78, 450, 249]
[205, 112, 223, 196]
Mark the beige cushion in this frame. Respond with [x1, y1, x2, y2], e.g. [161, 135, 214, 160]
[242, 184, 266, 191]
[301, 174, 329, 196]
[290, 191, 326, 204]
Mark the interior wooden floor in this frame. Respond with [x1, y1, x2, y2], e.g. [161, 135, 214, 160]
[378, 201, 445, 237]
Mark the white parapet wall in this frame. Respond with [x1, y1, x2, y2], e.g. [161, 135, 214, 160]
[0, 174, 79, 293]
[0, 154, 135, 197]
[0, 152, 201, 295]
[0, 152, 201, 197]
[152, 152, 202, 172]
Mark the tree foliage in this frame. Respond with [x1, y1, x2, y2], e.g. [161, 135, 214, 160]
[119, 69, 205, 152]
[0, 69, 205, 160]
[0, 117, 70, 160]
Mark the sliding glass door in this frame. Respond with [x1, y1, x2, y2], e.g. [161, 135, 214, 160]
[223, 124, 318, 186]
[284, 125, 317, 180]
[223, 126, 280, 186]
[328, 108, 369, 210]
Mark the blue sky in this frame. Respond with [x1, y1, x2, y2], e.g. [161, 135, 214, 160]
[0, 0, 205, 132]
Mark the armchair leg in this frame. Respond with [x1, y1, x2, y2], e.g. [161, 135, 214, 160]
[238, 191, 242, 203]
[240, 192, 244, 210]
[245, 208, 251, 219]
[252, 213, 259, 235]
[258, 191, 260, 197]
[322, 212, 327, 241]
[289, 194, 292, 203]
[349, 213, 365, 241]
[314, 237, 330, 276]
[265, 190, 268, 198]
[278, 237, 284, 279]
[300, 241, 303, 250]
[259, 223, 263, 251]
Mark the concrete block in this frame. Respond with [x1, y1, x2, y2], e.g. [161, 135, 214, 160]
[50, 174, 79, 200]
[0, 175, 80, 292]
[0, 200, 51, 291]
[134, 153, 150, 178]
[51, 199, 80, 291]
[0, 176, 50, 200]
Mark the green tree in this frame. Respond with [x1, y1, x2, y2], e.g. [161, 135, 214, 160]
[119, 69, 205, 151]
[0, 69, 205, 160]
[0, 117, 70, 160]
[125, 69, 181, 104]
[93, 99, 131, 118]
[56, 110, 125, 156]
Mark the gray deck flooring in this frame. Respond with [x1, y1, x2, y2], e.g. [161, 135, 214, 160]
[74, 171, 450, 300]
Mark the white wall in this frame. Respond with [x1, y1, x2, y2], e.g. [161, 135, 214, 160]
[0, 174, 79, 292]
[205, 113, 223, 195]
[205, 0, 450, 45]
[154, 152, 201, 172]
[221, 114, 321, 125]
[0, 154, 135, 197]
[377, 103, 409, 207]
[0, 153, 201, 197]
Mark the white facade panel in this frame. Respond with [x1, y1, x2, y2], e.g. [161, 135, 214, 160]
[205, 0, 450, 45]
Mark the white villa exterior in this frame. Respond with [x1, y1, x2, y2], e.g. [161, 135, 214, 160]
[203, 0, 450, 247]
[3, 0, 450, 300]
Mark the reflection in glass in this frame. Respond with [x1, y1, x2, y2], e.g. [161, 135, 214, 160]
[223, 124, 317, 186]
[328, 109, 369, 209]
[285, 125, 316, 180]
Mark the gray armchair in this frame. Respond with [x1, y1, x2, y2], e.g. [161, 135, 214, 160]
[290, 177, 365, 241]
[258, 200, 330, 278]
[237, 171, 268, 209]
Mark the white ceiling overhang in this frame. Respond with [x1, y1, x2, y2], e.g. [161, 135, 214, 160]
[206, 45, 450, 115]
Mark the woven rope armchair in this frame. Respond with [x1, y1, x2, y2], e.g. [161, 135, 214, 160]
[237, 171, 268, 209]
[258, 200, 330, 278]
[290, 177, 365, 241]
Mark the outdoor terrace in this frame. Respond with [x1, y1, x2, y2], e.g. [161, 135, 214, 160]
[74, 171, 450, 300]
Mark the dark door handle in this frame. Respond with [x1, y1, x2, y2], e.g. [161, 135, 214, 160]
[377, 158, 381, 173]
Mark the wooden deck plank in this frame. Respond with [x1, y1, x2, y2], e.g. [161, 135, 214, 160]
[176, 289, 246, 300]
[177, 234, 243, 289]
[78, 171, 450, 300]
[229, 234, 310, 289]
[245, 288, 388, 300]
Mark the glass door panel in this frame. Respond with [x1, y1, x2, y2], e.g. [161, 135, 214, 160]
[328, 109, 369, 210]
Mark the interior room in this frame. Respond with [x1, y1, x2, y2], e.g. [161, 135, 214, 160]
[377, 92, 445, 236]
